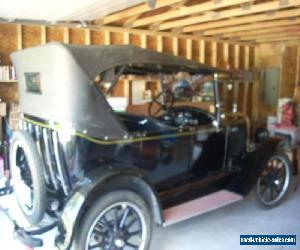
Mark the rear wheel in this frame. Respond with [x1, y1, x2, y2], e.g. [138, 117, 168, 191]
[9, 130, 46, 225]
[74, 190, 153, 250]
[255, 152, 292, 208]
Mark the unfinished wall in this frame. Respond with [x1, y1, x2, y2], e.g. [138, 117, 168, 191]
[0, 22, 255, 104]
[255, 42, 300, 118]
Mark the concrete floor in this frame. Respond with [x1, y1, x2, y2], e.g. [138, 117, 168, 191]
[0, 179, 299, 250]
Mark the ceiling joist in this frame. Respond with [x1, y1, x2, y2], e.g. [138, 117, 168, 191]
[130, 0, 252, 28]
[100, 0, 183, 25]
[158, 0, 300, 31]
[183, 7, 300, 33]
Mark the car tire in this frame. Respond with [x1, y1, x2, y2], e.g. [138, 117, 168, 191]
[9, 130, 46, 225]
[254, 152, 292, 209]
[73, 190, 153, 250]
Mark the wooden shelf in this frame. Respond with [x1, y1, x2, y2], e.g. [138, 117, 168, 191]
[0, 80, 17, 83]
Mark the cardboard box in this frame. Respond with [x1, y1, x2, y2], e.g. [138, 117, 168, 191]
[0, 102, 6, 117]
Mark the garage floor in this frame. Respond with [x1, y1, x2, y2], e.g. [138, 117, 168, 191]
[0, 179, 299, 250]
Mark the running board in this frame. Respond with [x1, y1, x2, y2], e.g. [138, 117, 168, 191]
[163, 190, 242, 227]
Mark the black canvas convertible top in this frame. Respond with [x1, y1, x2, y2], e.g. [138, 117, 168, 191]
[65, 43, 224, 78]
[11, 43, 224, 140]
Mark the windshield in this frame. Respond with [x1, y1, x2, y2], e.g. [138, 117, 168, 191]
[95, 69, 217, 115]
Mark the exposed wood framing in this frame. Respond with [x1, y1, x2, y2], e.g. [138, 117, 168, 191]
[244, 46, 250, 70]
[172, 37, 178, 56]
[84, 29, 91, 45]
[223, 43, 229, 67]
[224, 25, 300, 39]
[256, 36, 300, 43]
[63, 27, 69, 44]
[17, 24, 22, 50]
[158, 0, 300, 31]
[157, 35, 163, 52]
[186, 38, 192, 60]
[241, 31, 300, 41]
[212, 41, 217, 67]
[123, 32, 130, 45]
[141, 34, 147, 49]
[183, 8, 300, 33]
[131, 0, 251, 28]
[206, 19, 300, 36]
[101, 0, 183, 24]
[234, 45, 240, 69]
[104, 30, 110, 45]
[199, 40, 205, 64]
[41, 26, 47, 44]
[0, 19, 253, 46]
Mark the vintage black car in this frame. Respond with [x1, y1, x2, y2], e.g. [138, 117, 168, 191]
[8, 43, 292, 250]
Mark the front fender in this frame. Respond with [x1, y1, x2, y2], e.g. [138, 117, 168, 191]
[229, 137, 287, 195]
[55, 164, 162, 250]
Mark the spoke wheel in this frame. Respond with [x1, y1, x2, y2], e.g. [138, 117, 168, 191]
[9, 130, 46, 225]
[255, 152, 291, 208]
[74, 190, 152, 250]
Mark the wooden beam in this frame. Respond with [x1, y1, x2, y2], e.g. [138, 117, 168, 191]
[104, 30, 110, 45]
[241, 31, 300, 41]
[41, 26, 47, 45]
[157, 35, 163, 52]
[256, 36, 300, 43]
[172, 37, 178, 56]
[159, 0, 300, 31]
[203, 17, 300, 36]
[124, 14, 142, 28]
[199, 40, 205, 64]
[123, 32, 130, 45]
[141, 34, 147, 49]
[186, 38, 192, 60]
[212, 41, 217, 67]
[131, 0, 251, 28]
[17, 24, 22, 50]
[183, 6, 300, 33]
[2, 20, 254, 46]
[234, 44, 239, 69]
[224, 25, 300, 39]
[223, 43, 229, 67]
[101, 0, 183, 24]
[84, 29, 91, 45]
[63, 27, 69, 44]
[149, 0, 189, 30]
[244, 45, 250, 70]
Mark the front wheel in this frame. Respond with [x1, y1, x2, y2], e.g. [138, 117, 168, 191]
[255, 152, 292, 209]
[74, 190, 153, 250]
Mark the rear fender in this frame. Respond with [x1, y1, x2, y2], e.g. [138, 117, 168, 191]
[55, 164, 162, 250]
[229, 137, 287, 195]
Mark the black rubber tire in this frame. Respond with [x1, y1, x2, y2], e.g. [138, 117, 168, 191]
[73, 190, 153, 250]
[254, 152, 292, 209]
[9, 130, 46, 225]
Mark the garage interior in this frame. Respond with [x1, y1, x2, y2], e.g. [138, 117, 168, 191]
[0, 0, 300, 249]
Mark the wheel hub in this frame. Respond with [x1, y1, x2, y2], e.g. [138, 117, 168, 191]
[114, 238, 125, 248]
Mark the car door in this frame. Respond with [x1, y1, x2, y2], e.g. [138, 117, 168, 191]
[141, 128, 193, 184]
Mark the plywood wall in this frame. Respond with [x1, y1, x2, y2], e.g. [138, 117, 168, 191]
[0, 23, 255, 104]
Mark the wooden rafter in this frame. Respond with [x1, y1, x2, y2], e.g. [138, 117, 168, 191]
[130, 0, 251, 28]
[223, 25, 300, 39]
[157, 0, 300, 31]
[241, 31, 300, 41]
[183, 7, 300, 33]
[256, 36, 300, 43]
[203, 17, 300, 36]
[100, 0, 183, 25]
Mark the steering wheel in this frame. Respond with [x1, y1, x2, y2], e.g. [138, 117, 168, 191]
[148, 90, 174, 117]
